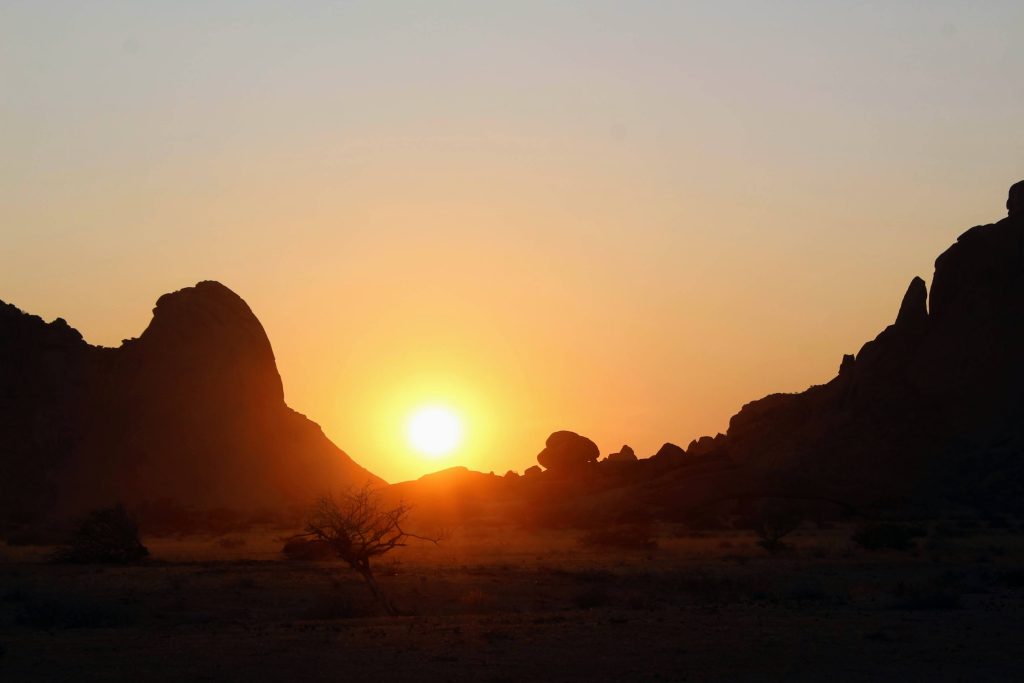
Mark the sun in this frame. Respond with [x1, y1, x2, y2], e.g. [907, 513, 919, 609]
[406, 405, 464, 458]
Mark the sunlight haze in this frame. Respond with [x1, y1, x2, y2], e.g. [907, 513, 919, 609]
[2, 1, 1022, 481]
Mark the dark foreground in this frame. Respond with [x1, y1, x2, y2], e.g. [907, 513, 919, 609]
[2, 524, 1023, 682]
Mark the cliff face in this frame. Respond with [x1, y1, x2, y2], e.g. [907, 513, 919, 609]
[389, 183, 1024, 527]
[0, 303, 92, 521]
[5, 184, 1023, 525]
[0, 281, 382, 522]
[712, 183, 1024, 508]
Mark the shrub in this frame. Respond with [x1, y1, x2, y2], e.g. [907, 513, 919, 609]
[852, 523, 926, 551]
[56, 504, 149, 564]
[299, 487, 441, 616]
[579, 525, 658, 551]
[460, 588, 493, 609]
[572, 586, 611, 609]
[216, 536, 246, 549]
[891, 580, 962, 610]
[747, 502, 803, 555]
[281, 537, 334, 561]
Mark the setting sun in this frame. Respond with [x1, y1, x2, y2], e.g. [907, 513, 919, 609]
[3, 2, 1023, 679]
[406, 406, 464, 458]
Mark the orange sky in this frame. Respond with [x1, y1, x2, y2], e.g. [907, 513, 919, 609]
[2, 3, 1022, 481]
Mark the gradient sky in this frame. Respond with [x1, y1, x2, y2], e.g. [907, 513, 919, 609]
[2, 1, 1022, 482]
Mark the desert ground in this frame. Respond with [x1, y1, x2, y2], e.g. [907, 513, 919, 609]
[2, 520, 1023, 682]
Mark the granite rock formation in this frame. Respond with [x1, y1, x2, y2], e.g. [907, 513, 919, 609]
[0, 281, 381, 523]
[606, 445, 638, 463]
[537, 431, 600, 472]
[687, 181, 1024, 509]
[501, 182, 1024, 524]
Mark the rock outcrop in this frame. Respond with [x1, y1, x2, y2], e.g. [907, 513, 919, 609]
[0, 281, 382, 523]
[1008, 179, 1023, 218]
[606, 445, 638, 463]
[681, 181, 1024, 509]
[362, 182, 1024, 525]
[537, 431, 600, 472]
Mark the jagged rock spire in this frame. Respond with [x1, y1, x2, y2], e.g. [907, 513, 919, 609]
[1009, 180, 1023, 218]
[894, 276, 928, 331]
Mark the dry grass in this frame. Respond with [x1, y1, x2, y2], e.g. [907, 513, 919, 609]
[2, 522, 1024, 680]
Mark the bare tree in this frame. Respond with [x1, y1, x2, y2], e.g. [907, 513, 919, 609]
[298, 485, 438, 615]
[751, 501, 803, 555]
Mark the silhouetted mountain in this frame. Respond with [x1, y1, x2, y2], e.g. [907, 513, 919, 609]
[7, 183, 1023, 529]
[385, 466, 516, 527]
[0, 281, 381, 524]
[443, 181, 1024, 525]
[608, 180, 1024, 516]
[703, 181, 1024, 511]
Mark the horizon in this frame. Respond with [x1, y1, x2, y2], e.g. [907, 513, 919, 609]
[6, 5, 1024, 681]
[3, 2, 1023, 481]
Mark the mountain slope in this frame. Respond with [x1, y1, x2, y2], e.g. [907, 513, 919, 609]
[427, 181, 1024, 524]
[0, 281, 382, 522]
[658, 180, 1024, 512]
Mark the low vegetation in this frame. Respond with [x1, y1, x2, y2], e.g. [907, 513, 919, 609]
[748, 502, 804, 555]
[291, 485, 440, 615]
[852, 522, 927, 551]
[3, 519, 1023, 680]
[54, 504, 149, 564]
[578, 524, 658, 551]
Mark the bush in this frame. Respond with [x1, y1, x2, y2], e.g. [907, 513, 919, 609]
[747, 502, 803, 555]
[891, 580, 962, 610]
[216, 536, 246, 549]
[852, 523, 926, 551]
[56, 504, 149, 564]
[572, 586, 611, 609]
[579, 525, 658, 551]
[756, 536, 792, 555]
[281, 536, 334, 561]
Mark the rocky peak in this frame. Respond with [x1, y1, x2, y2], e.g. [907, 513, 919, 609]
[1008, 180, 1023, 219]
[929, 183, 1024, 322]
[131, 280, 284, 403]
[894, 276, 928, 332]
[606, 445, 638, 463]
[140, 281, 273, 356]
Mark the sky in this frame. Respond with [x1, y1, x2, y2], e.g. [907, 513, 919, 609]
[2, 1, 1022, 482]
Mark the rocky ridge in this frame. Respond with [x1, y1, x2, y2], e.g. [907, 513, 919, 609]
[0, 281, 381, 523]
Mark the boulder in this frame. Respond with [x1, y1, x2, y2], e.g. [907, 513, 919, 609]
[607, 445, 638, 463]
[537, 431, 600, 471]
[1008, 179, 1023, 218]
[652, 442, 686, 460]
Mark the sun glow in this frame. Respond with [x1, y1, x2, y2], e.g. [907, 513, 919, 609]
[406, 405, 464, 458]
